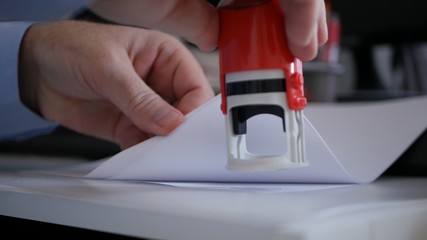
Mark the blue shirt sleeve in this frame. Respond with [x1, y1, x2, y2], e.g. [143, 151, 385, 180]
[0, 22, 58, 141]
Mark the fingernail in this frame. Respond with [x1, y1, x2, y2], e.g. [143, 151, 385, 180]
[154, 108, 184, 131]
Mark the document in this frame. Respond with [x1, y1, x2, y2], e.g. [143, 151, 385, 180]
[86, 94, 427, 184]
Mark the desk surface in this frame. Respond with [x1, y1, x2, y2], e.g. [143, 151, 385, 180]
[1, 155, 427, 240]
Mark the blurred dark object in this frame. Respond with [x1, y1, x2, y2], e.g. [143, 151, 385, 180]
[303, 62, 345, 102]
[73, 7, 117, 24]
[0, 127, 121, 160]
[330, 0, 427, 100]
[1, 215, 144, 240]
[384, 128, 427, 177]
[330, 0, 427, 46]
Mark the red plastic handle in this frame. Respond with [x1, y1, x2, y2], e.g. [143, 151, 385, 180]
[218, 0, 306, 113]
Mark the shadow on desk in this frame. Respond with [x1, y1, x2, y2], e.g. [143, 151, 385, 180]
[0, 127, 121, 161]
[1, 215, 147, 240]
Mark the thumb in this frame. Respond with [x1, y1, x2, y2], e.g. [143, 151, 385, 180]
[100, 63, 185, 136]
[126, 89, 185, 135]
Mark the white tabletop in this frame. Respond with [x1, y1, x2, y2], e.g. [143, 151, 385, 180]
[1, 154, 427, 240]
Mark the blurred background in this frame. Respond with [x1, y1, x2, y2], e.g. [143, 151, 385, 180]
[201, 0, 427, 102]
[1, 0, 426, 175]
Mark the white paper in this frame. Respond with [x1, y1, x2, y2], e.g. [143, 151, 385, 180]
[149, 181, 350, 193]
[87, 94, 427, 183]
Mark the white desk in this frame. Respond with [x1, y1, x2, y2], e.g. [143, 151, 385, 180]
[1, 154, 427, 240]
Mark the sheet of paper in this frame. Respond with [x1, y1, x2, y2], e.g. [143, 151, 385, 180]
[86, 94, 427, 183]
[304, 97, 427, 182]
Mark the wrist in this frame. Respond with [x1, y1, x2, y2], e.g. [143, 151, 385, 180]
[18, 24, 43, 117]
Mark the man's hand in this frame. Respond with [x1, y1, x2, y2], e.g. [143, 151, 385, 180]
[90, 0, 219, 52]
[281, 0, 328, 61]
[90, 0, 327, 61]
[19, 20, 214, 149]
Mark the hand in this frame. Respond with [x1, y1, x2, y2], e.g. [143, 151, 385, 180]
[90, 0, 327, 61]
[19, 20, 214, 149]
[280, 0, 328, 61]
[89, 0, 219, 52]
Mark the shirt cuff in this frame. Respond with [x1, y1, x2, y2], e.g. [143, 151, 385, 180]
[0, 22, 58, 141]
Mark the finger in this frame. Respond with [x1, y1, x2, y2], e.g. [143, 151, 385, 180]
[281, 0, 327, 61]
[113, 115, 151, 149]
[101, 57, 185, 137]
[84, 28, 212, 138]
[38, 84, 149, 148]
[158, 0, 219, 52]
[317, 5, 328, 46]
[153, 48, 215, 114]
[132, 32, 215, 114]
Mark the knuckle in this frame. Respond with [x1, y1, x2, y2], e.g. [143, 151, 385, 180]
[127, 90, 159, 116]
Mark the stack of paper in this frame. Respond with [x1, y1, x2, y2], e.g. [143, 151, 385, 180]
[86, 94, 427, 184]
